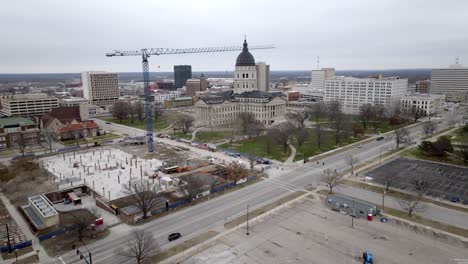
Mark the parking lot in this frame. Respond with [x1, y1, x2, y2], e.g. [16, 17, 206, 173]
[365, 157, 468, 204]
[178, 195, 468, 264]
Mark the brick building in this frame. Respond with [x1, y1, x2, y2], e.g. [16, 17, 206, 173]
[0, 117, 40, 149]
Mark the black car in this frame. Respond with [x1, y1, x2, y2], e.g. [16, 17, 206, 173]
[376, 136, 385, 141]
[168, 232, 182, 241]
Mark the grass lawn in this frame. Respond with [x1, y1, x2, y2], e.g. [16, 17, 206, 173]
[174, 132, 192, 140]
[400, 147, 467, 167]
[100, 116, 169, 130]
[293, 129, 367, 161]
[451, 127, 468, 143]
[195, 131, 234, 143]
[220, 136, 291, 161]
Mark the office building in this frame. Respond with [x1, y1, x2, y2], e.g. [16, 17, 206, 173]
[324, 76, 408, 114]
[0, 93, 59, 117]
[164, 97, 194, 109]
[153, 91, 182, 104]
[174, 65, 192, 88]
[431, 64, 468, 102]
[415, 80, 430, 93]
[256, 62, 270, 91]
[186, 74, 208, 96]
[82, 71, 120, 107]
[157, 82, 175, 91]
[310, 68, 336, 91]
[400, 93, 445, 117]
[195, 91, 286, 127]
[0, 117, 40, 149]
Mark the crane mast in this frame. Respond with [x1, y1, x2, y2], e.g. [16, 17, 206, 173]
[106, 44, 274, 152]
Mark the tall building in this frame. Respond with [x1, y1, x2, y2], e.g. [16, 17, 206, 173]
[256, 62, 270, 91]
[0, 93, 59, 117]
[81, 71, 120, 107]
[431, 64, 468, 102]
[310, 68, 336, 91]
[415, 80, 431, 93]
[185, 74, 209, 96]
[234, 39, 258, 92]
[174, 65, 192, 88]
[324, 76, 408, 114]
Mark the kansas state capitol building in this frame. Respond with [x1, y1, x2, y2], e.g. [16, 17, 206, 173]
[195, 39, 286, 127]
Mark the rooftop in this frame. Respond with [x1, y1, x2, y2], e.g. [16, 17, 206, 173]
[58, 120, 98, 133]
[0, 117, 35, 127]
[28, 194, 58, 218]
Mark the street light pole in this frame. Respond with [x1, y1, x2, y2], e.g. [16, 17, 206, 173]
[246, 204, 250, 236]
[379, 146, 382, 165]
[351, 199, 355, 228]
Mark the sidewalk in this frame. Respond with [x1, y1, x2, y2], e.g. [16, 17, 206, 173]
[0, 194, 49, 263]
[284, 143, 296, 164]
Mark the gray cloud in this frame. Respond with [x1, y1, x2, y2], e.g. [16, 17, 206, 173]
[1, 0, 467, 73]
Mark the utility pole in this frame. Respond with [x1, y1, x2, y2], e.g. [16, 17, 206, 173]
[351, 200, 355, 228]
[379, 146, 382, 165]
[382, 190, 386, 213]
[6, 223, 11, 253]
[246, 204, 250, 236]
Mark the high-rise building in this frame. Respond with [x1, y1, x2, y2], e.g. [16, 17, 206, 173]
[81, 71, 120, 107]
[324, 76, 408, 114]
[185, 74, 208, 96]
[431, 64, 468, 102]
[415, 80, 431, 93]
[174, 65, 192, 88]
[234, 39, 258, 93]
[310, 68, 335, 91]
[0, 93, 59, 117]
[256, 62, 270, 91]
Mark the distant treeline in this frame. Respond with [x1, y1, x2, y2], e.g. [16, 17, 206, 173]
[0, 69, 430, 84]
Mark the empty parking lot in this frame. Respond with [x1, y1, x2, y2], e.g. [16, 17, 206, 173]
[365, 157, 468, 204]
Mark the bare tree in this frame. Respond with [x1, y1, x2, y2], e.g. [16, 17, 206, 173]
[286, 111, 308, 130]
[226, 161, 247, 184]
[372, 104, 387, 133]
[382, 173, 394, 191]
[270, 122, 294, 153]
[112, 101, 129, 123]
[208, 175, 222, 192]
[359, 103, 374, 130]
[422, 121, 437, 137]
[15, 135, 28, 158]
[332, 114, 352, 145]
[410, 174, 432, 196]
[327, 100, 342, 125]
[237, 112, 256, 133]
[408, 106, 425, 122]
[264, 131, 275, 154]
[345, 154, 359, 174]
[119, 229, 160, 264]
[394, 127, 411, 149]
[320, 169, 341, 193]
[180, 175, 206, 201]
[41, 129, 56, 153]
[154, 104, 165, 122]
[246, 120, 264, 140]
[134, 100, 145, 121]
[128, 102, 136, 124]
[122, 181, 161, 219]
[175, 116, 195, 135]
[246, 153, 257, 171]
[294, 128, 309, 149]
[308, 101, 326, 124]
[455, 142, 468, 164]
[70, 210, 95, 242]
[398, 195, 424, 217]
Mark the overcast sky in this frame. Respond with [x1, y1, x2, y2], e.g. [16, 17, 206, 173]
[1, 0, 467, 73]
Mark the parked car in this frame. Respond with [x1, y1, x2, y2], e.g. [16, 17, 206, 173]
[451, 196, 461, 203]
[357, 144, 362, 148]
[105, 122, 111, 124]
[168, 232, 182, 241]
[376, 136, 385, 141]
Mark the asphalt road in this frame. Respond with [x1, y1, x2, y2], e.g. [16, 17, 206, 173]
[48, 115, 466, 264]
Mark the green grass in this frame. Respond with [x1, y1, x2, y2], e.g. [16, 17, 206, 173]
[196, 131, 234, 143]
[174, 132, 191, 140]
[451, 127, 468, 143]
[100, 116, 169, 130]
[220, 136, 291, 161]
[293, 129, 367, 161]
